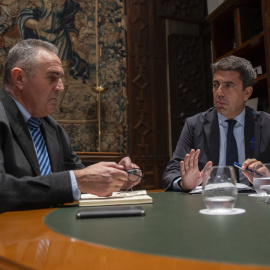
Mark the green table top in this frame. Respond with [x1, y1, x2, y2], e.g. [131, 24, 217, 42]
[44, 192, 270, 267]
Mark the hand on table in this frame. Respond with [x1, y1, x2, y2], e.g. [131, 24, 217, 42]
[118, 156, 142, 190]
[74, 157, 141, 197]
[242, 159, 270, 184]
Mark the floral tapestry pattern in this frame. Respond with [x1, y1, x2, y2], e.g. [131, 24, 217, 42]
[0, 0, 127, 153]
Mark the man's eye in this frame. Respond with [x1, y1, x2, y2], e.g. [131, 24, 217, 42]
[49, 76, 57, 82]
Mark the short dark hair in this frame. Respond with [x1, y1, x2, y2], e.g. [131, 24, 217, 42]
[3, 39, 59, 87]
[211, 55, 256, 89]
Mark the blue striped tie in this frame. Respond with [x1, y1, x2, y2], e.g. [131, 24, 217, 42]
[27, 117, 52, 175]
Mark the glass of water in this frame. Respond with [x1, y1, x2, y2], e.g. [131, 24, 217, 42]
[202, 166, 238, 213]
[253, 163, 270, 202]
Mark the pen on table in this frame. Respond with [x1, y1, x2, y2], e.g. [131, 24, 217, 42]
[234, 162, 263, 177]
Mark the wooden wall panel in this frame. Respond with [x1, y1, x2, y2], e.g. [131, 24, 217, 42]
[168, 34, 211, 150]
[126, 0, 169, 190]
[157, 0, 206, 22]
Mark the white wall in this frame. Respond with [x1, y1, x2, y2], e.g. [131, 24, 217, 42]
[207, 0, 224, 14]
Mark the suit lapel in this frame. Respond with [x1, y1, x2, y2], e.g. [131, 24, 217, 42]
[204, 109, 220, 165]
[12, 120, 41, 175]
[0, 89, 41, 175]
[245, 107, 259, 159]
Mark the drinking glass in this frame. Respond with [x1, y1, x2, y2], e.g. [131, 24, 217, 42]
[253, 163, 270, 202]
[202, 166, 238, 213]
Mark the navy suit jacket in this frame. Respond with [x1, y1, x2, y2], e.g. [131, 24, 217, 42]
[163, 107, 270, 190]
[0, 89, 84, 212]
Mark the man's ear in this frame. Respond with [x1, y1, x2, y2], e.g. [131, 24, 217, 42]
[11, 68, 25, 90]
[244, 86, 253, 101]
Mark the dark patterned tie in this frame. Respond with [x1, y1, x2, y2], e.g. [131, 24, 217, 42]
[226, 119, 239, 180]
[27, 117, 52, 175]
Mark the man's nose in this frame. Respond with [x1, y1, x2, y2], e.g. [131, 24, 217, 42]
[215, 85, 225, 96]
[55, 79, 64, 92]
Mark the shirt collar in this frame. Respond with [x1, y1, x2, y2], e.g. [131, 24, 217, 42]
[11, 96, 32, 123]
[217, 107, 246, 127]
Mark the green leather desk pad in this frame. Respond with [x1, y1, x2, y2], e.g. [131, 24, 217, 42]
[45, 192, 270, 266]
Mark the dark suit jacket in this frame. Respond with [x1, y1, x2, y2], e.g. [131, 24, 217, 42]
[163, 107, 270, 190]
[0, 89, 84, 212]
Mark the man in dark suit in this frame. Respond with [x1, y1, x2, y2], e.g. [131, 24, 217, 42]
[0, 39, 141, 213]
[163, 55, 270, 191]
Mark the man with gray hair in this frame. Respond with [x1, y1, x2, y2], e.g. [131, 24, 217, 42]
[163, 55, 270, 191]
[0, 39, 141, 212]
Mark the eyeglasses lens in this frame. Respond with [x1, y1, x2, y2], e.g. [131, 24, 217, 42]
[127, 168, 143, 181]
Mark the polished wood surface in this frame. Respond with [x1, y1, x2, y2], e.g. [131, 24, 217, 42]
[0, 197, 269, 270]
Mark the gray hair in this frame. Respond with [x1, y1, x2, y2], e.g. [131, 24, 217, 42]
[3, 39, 59, 87]
[211, 55, 256, 89]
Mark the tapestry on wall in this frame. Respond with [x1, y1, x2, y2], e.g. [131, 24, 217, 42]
[0, 0, 128, 153]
